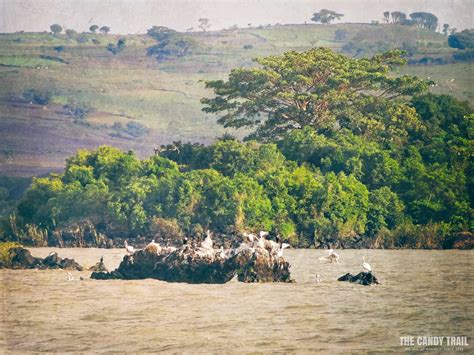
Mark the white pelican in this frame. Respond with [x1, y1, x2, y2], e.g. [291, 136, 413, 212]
[124, 240, 135, 254]
[362, 256, 372, 273]
[201, 230, 213, 250]
[328, 249, 340, 263]
[277, 243, 290, 258]
[242, 232, 256, 243]
[218, 246, 227, 259]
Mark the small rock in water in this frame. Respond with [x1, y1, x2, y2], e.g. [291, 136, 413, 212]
[337, 272, 379, 286]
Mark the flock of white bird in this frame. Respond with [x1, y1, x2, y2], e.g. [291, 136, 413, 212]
[68, 233, 373, 282]
[123, 230, 292, 263]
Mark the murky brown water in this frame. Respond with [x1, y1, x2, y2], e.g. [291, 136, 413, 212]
[1, 248, 472, 353]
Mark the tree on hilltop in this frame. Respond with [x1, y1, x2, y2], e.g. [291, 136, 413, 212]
[89, 25, 99, 33]
[311, 9, 344, 25]
[198, 18, 211, 32]
[409, 12, 438, 31]
[99, 26, 110, 34]
[50, 24, 63, 35]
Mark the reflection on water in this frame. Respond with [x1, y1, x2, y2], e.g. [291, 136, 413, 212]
[1, 248, 472, 352]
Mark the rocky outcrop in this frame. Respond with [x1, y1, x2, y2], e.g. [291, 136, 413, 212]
[235, 247, 292, 282]
[337, 271, 379, 286]
[88, 258, 108, 272]
[446, 232, 474, 250]
[91, 237, 293, 283]
[1, 246, 83, 270]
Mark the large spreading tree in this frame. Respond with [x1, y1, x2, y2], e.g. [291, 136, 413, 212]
[311, 9, 344, 24]
[201, 48, 428, 144]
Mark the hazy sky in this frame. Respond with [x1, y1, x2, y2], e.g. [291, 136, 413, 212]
[1, 0, 472, 34]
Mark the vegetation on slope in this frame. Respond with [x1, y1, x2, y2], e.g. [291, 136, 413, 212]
[0, 23, 471, 176]
[1, 48, 471, 249]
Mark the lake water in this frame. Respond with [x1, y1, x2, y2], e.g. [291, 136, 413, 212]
[1, 248, 472, 353]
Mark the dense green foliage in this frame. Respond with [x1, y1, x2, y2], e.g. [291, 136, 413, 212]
[146, 26, 193, 61]
[3, 48, 472, 248]
[448, 30, 474, 50]
[106, 38, 126, 55]
[383, 11, 439, 30]
[202, 48, 427, 143]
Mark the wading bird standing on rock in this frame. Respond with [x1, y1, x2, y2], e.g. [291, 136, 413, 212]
[362, 256, 372, 273]
[124, 240, 135, 254]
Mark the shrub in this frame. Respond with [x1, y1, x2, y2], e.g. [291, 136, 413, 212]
[22, 88, 52, 105]
[453, 49, 474, 62]
[75, 35, 89, 43]
[63, 99, 91, 121]
[149, 217, 183, 242]
[126, 122, 148, 137]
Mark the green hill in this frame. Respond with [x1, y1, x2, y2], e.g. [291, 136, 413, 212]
[0, 23, 471, 176]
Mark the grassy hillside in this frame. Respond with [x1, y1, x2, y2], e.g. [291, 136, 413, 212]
[0, 23, 471, 176]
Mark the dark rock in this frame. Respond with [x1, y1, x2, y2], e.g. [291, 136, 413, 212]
[8, 247, 43, 269]
[338, 271, 379, 286]
[59, 258, 83, 270]
[88, 260, 108, 272]
[91, 270, 123, 279]
[3, 247, 83, 271]
[91, 239, 293, 284]
[42, 253, 62, 268]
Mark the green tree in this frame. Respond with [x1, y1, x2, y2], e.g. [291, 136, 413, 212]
[89, 25, 99, 33]
[442, 24, 450, 36]
[409, 12, 438, 31]
[198, 18, 210, 32]
[65, 29, 77, 38]
[146, 26, 193, 61]
[99, 26, 110, 34]
[366, 187, 404, 237]
[50, 24, 62, 35]
[202, 48, 427, 143]
[448, 30, 474, 49]
[390, 11, 407, 24]
[311, 9, 344, 24]
[17, 176, 64, 227]
[107, 38, 126, 55]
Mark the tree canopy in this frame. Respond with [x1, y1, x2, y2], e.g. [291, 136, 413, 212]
[50, 24, 62, 34]
[202, 48, 428, 143]
[99, 26, 110, 34]
[409, 12, 438, 31]
[448, 30, 474, 50]
[146, 26, 193, 61]
[311, 9, 344, 24]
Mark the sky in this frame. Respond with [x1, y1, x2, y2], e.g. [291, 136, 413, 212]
[0, 0, 472, 34]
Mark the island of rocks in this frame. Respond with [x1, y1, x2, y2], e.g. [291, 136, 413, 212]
[92, 232, 293, 283]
